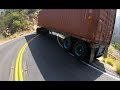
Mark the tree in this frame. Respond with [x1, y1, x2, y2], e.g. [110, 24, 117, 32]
[28, 9, 37, 14]
[0, 20, 5, 33]
[0, 9, 40, 36]
[0, 14, 5, 33]
[3, 9, 29, 34]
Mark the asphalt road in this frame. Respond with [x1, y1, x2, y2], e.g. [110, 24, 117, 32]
[0, 32, 119, 81]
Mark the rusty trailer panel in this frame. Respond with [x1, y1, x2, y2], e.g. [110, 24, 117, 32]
[95, 9, 116, 45]
[38, 9, 116, 46]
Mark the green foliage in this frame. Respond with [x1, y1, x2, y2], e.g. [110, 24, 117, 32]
[0, 34, 4, 39]
[27, 9, 37, 14]
[112, 43, 120, 51]
[0, 9, 39, 37]
[0, 19, 5, 31]
[0, 14, 5, 30]
[105, 58, 115, 66]
[114, 60, 120, 74]
[12, 20, 22, 32]
[3, 10, 29, 34]
[12, 20, 29, 31]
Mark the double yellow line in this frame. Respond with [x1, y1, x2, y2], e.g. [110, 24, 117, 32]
[14, 35, 39, 81]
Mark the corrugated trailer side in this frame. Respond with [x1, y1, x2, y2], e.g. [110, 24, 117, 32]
[38, 9, 99, 43]
[95, 9, 116, 45]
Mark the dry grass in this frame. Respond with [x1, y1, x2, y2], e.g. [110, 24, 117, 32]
[0, 29, 34, 44]
[103, 57, 120, 75]
[102, 45, 120, 75]
[102, 58, 105, 62]
[103, 58, 115, 66]
[114, 60, 120, 74]
[0, 24, 37, 44]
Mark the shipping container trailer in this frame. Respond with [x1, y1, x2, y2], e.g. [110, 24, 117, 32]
[36, 9, 116, 63]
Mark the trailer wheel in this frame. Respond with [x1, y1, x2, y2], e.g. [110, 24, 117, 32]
[36, 27, 49, 35]
[73, 41, 90, 60]
[63, 37, 72, 51]
[36, 28, 41, 34]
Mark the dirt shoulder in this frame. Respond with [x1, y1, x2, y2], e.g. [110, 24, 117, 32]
[92, 58, 120, 78]
[0, 25, 37, 44]
[0, 30, 35, 44]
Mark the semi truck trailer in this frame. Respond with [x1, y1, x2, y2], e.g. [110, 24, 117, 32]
[36, 9, 116, 63]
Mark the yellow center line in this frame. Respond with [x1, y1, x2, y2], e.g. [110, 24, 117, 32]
[14, 35, 39, 81]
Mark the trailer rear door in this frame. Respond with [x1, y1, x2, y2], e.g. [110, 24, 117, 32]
[95, 9, 116, 45]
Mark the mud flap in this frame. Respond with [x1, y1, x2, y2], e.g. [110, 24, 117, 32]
[103, 46, 108, 58]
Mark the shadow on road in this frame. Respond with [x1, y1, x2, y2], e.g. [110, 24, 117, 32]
[25, 33, 105, 81]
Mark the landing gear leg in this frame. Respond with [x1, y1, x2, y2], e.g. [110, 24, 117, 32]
[89, 48, 96, 64]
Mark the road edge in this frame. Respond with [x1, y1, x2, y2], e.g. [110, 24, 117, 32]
[0, 31, 36, 46]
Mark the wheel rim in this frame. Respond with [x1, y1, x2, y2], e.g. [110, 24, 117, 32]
[75, 44, 84, 56]
[63, 39, 71, 49]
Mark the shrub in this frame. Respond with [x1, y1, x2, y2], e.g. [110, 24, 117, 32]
[112, 43, 120, 51]
[114, 60, 120, 74]
[0, 34, 4, 39]
[4, 11, 29, 35]
[105, 58, 115, 66]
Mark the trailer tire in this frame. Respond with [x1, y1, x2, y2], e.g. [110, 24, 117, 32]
[36, 27, 49, 35]
[63, 37, 73, 52]
[73, 41, 90, 60]
[36, 28, 41, 34]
